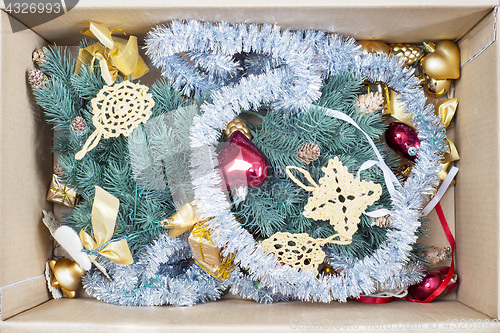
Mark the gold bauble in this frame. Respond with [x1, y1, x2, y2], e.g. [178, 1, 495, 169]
[358, 40, 391, 55]
[421, 41, 460, 80]
[390, 43, 422, 66]
[224, 117, 251, 140]
[49, 259, 86, 299]
[320, 264, 335, 275]
[422, 74, 451, 96]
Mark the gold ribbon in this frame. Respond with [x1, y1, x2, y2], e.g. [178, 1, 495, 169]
[78, 186, 133, 265]
[387, 89, 413, 125]
[436, 98, 458, 128]
[160, 201, 200, 238]
[75, 21, 149, 85]
[436, 99, 460, 181]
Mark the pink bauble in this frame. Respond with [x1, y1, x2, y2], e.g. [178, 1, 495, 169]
[410, 266, 459, 301]
[218, 131, 270, 190]
[385, 122, 421, 161]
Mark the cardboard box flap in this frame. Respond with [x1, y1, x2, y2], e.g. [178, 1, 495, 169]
[455, 8, 500, 319]
[3, 0, 497, 45]
[0, 12, 52, 320]
[1, 298, 494, 333]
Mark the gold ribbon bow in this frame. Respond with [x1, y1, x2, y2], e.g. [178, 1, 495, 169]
[160, 201, 200, 238]
[75, 21, 149, 85]
[78, 186, 133, 265]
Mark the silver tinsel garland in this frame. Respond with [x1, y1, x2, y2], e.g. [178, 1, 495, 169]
[83, 20, 443, 306]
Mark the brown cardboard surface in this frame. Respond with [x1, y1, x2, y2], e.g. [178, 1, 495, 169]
[459, 7, 497, 66]
[0, 12, 53, 319]
[0, 0, 499, 328]
[0, 298, 494, 332]
[3, 1, 495, 45]
[455, 11, 499, 319]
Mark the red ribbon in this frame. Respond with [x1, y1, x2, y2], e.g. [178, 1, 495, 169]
[404, 202, 456, 303]
[356, 295, 396, 304]
[356, 202, 455, 304]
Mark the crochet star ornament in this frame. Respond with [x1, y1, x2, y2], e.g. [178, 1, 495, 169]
[286, 157, 382, 244]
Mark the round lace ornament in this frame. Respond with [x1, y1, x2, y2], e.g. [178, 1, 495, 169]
[75, 81, 155, 160]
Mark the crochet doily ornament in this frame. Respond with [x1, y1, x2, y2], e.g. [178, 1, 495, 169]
[75, 81, 155, 160]
[286, 157, 382, 244]
[261, 232, 343, 272]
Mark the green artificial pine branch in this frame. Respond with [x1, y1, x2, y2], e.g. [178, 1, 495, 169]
[35, 45, 194, 255]
[235, 70, 399, 260]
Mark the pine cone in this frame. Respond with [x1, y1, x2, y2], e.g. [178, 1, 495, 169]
[28, 69, 46, 89]
[71, 116, 86, 136]
[224, 117, 251, 140]
[373, 215, 391, 228]
[423, 246, 451, 265]
[390, 43, 422, 66]
[355, 92, 384, 113]
[32, 47, 47, 65]
[53, 163, 65, 177]
[296, 142, 321, 164]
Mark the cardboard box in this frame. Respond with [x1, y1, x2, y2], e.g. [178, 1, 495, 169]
[1, 1, 499, 331]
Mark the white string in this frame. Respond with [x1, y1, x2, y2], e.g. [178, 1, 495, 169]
[0, 274, 45, 291]
[421, 166, 459, 216]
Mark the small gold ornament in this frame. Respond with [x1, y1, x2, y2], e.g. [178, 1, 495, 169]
[373, 215, 391, 228]
[296, 142, 321, 164]
[321, 265, 335, 275]
[46, 174, 79, 207]
[49, 258, 86, 298]
[355, 91, 385, 113]
[160, 201, 200, 238]
[422, 74, 451, 96]
[421, 41, 460, 80]
[390, 43, 422, 66]
[423, 246, 452, 265]
[75, 81, 155, 160]
[358, 41, 391, 55]
[189, 223, 235, 282]
[28, 68, 46, 89]
[286, 157, 382, 244]
[387, 89, 413, 125]
[224, 117, 251, 140]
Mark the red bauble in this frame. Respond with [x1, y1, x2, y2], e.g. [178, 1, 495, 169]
[410, 266, 459, 301]
[385, 122, 421, 161]
[218, 131, 270, 190]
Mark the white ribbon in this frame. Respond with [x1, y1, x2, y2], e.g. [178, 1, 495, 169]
[316, 106, 402, 217]
[421, 166, 459, 216]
